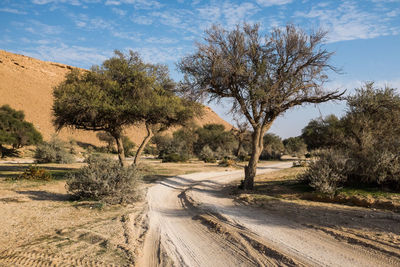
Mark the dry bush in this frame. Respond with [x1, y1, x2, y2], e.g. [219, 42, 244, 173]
[34, 137, 74, 164]
[66, 156, 142, 204]
[300, 149, 348, 194]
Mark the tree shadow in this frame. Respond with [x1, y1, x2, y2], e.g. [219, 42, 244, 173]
[16, 190, 71, 201]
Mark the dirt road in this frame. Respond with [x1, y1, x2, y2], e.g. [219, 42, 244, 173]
[136, 162, 400, 267]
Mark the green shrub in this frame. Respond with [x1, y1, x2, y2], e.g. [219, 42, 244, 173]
[199, 145, 216, 163]
[300, 149, 348, 194]
[161, 153, 189, 163]
[66, 156, 141, 204]
[17, 165, 52, 181]
[122, 136, 136, 157]
[34, 138, 74, 164]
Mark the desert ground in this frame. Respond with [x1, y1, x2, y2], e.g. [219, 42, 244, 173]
[1, 159, 399, 267]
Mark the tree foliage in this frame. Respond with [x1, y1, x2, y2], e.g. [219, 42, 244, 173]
[261, 133, 284, 160]
[302, 83, 400, 192]
[283, 136, 307, 157]
[53, 51, 151, 166]
[301, 114, 344, 150]
[179, 23, 342, 189]
[0, 105, 42, 157]
[194, 124, 236, 156]
[342, 83, 400, 187]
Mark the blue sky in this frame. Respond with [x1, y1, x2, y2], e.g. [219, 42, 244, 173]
[1, 0, 400, 138]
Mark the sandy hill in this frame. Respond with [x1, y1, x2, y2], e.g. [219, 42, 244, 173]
[0, 50, 232, 146]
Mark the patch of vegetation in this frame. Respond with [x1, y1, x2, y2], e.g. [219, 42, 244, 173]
[301, 83, 400, 193]
[34, 137, 74, 164]
[238, 167, 400, 212]
[66, 156, 142, 204]
[0, 104, 42, 158]
[16, 165, 52, 181]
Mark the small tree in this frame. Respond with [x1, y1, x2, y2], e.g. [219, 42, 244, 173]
[133, 66, 200, 165]
[96, 132, 115, 152]
[283, 136, 307, 157]
[231, 119, 251, 157]
[301, 114, 344, 150]
[342, 83, 400, 187]
[261, 133, 284, 160]
[0, 105, 42, 157]
[194, 124, 237, 157]
[53, 51, 154, 166]
[179, 23, 342, 189]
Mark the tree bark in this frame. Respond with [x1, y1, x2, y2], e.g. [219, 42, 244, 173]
[242, 125, 268, 190]
[113, 134, 126, 167]
[134, 122, 153, 165]
[0, 144, 4, 158]
[236, 139, 243, 157]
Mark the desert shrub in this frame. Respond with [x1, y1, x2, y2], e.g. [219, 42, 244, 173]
[292, 160, 308, 167]
[283, 136, 307, 157]
[34, 137, 74, 164]
[122, 136, 136, 157]
[260, 133, 284, 160]
[66, 156, 141, 204]
[162, 152, 189, 163]
[300, 149, 348, 194]
[199, 145, 216, 163]
[194, 124, 236, 157]
[144, 143, 158, 155]
[17, 165, 52, 181]
[96, 132, 115, 152]
[218, 158, 235, 167]
[341, 83, 400, 190]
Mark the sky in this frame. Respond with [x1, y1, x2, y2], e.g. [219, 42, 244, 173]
[1, 0, 400, 138]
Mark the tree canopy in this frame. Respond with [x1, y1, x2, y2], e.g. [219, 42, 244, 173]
[301, 114, 344, 150]
[53, 50, 198, 166]
[179, 23, 343, 189]
[0, 105, 42, 157]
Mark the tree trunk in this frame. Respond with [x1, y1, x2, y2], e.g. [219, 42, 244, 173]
[242, 126, 267, 190]
[0, 144, 4, 158]
[113, 134, 126, 167]
[134, 123, 153, 165]
[236, 139, 243, 157]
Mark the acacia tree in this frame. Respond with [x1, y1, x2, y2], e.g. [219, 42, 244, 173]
[53, 51, 154, 166]
[0, 105, 42, 157]
[179, 24, 343, 189]
[133, 65, 200, 165]
[231, 118, 251, 157]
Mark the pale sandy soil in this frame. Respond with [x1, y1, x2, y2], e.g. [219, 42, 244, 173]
[1, 161, 400, 266]
[0, 159, 236, 267]
[138, 162, 400, 266]
[0, 179, 145, 266]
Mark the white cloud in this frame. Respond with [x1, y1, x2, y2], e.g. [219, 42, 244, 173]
[145, 37, 178, 44]
[0, 8, 27, 15]
[105, 0, 162, 9]
[295, 1, 400, 43]
[21, 44, 111, 68]
[132, 46, 186, 63]
[256, 0, 292, 7]
[70, 14, 114, 31]
[112, 31, 142, 41]
[112, 8, 127, 16]
[22, 20, 62, 36]
[131, 15, 153, 25]
[32, 0, 81, 5]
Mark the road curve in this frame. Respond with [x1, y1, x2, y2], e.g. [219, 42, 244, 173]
[136, 162, 400, 267]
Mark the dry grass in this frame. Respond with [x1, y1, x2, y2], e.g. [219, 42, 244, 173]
[235, 166, 400, 212]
